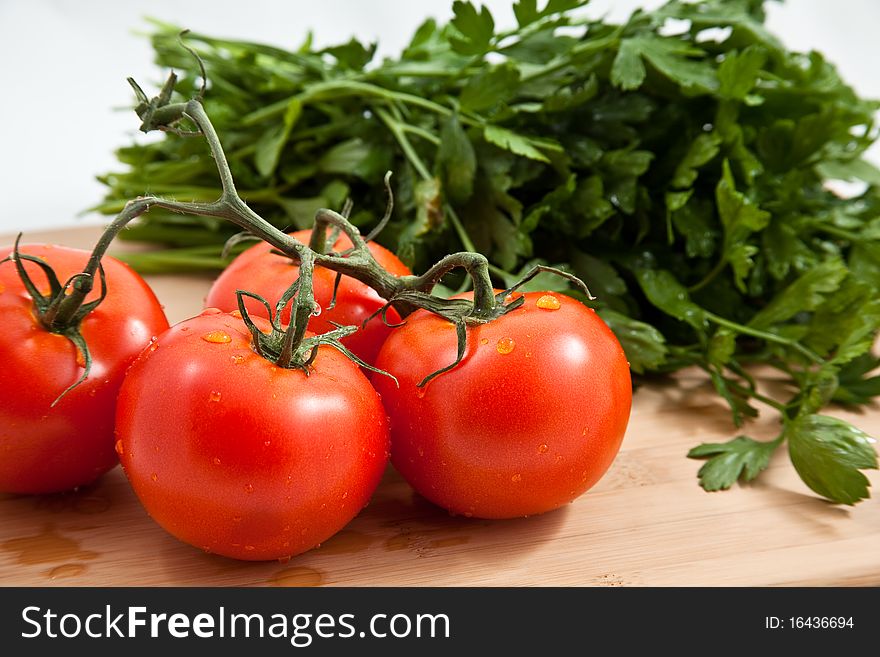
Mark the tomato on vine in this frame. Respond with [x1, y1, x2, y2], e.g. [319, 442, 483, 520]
[205, 229, 411, 364]
[0, 242, 168, 494]
[373, 291, 632, 519]
[115, 307, 390, 561]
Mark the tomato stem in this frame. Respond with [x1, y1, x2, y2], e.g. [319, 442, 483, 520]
[277, 249, 315, 369]
[47, 51, 591, 380]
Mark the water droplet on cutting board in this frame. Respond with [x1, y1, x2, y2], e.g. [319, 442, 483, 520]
[270, 567, 324, 587]
[0, 524, 99, 565]
[47, 563, 87, 580]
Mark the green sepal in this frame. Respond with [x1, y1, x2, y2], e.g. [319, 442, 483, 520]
[1, 235, 107, 404]
[233, 287, 398, 385]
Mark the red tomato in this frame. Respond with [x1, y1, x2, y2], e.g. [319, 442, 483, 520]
[372, 292, 632, 519]
[0, 244, 169, 494]
[205, 230, 411, 364]
[115, 309, 389, 561]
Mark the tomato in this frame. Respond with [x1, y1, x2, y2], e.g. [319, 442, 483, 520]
[0, 244, 169, 494]
[372, 292, 632, 519]
[115, 309, 389, 561]
[205, 230, 411, 364]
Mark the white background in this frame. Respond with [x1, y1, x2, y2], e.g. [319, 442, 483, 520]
[0, 0, 878, 233]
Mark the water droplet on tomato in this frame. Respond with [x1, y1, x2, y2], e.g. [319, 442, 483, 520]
[264, 440, 271, 447]
[496, 337, 515, 354]
[342, 491, 348, 500]
[230, 310, 242, 319]
[202, 546, 211, 553]
[150, 473, 158, 482]
[480, 338, 489, 345]
[582, 426, 588, 436]
[179, 326, 190, 332]
[202, 330, 231, 344]
[416, 387, 426, 399]
[244, 545, 255, 552]
[463, 511, 473, 518]
[278, 555, 291, 564]
[114, 440, 124, 456]
[212, 457, 221, 466]
[209, 390, 222, 403]
[201, 308, 223, 316]
[232, 515, 242, 523]
[536, 294, 561, 310]
[230, 354, 244, 364]
[511, 473, 522, 483]
[537, 443, 549, 454]
[244, 483, 254, 494]
[283, 525, 291, 533]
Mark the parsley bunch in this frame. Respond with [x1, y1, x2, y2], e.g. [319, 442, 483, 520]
[97, 0, 879, 503]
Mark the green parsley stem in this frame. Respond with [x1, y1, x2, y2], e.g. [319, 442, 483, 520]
[705, 312, 824, 365]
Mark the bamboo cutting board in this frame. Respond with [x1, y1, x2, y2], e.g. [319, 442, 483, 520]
[0, 227, 878, 587]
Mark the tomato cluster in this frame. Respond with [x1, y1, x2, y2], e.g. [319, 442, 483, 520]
[0, 236, 632, 562]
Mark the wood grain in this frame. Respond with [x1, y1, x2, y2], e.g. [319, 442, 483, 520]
[1, 227, 878, 586]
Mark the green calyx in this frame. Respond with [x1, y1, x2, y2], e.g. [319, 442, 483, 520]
[1, 235, 107, 405]
[234, 286, 397, 386]
[377, 263, 594, 387]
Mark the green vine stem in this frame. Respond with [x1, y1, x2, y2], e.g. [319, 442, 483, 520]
[41, 66, 585, 379]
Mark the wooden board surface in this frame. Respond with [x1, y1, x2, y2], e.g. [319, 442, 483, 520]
[1, 227, 878, 587]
